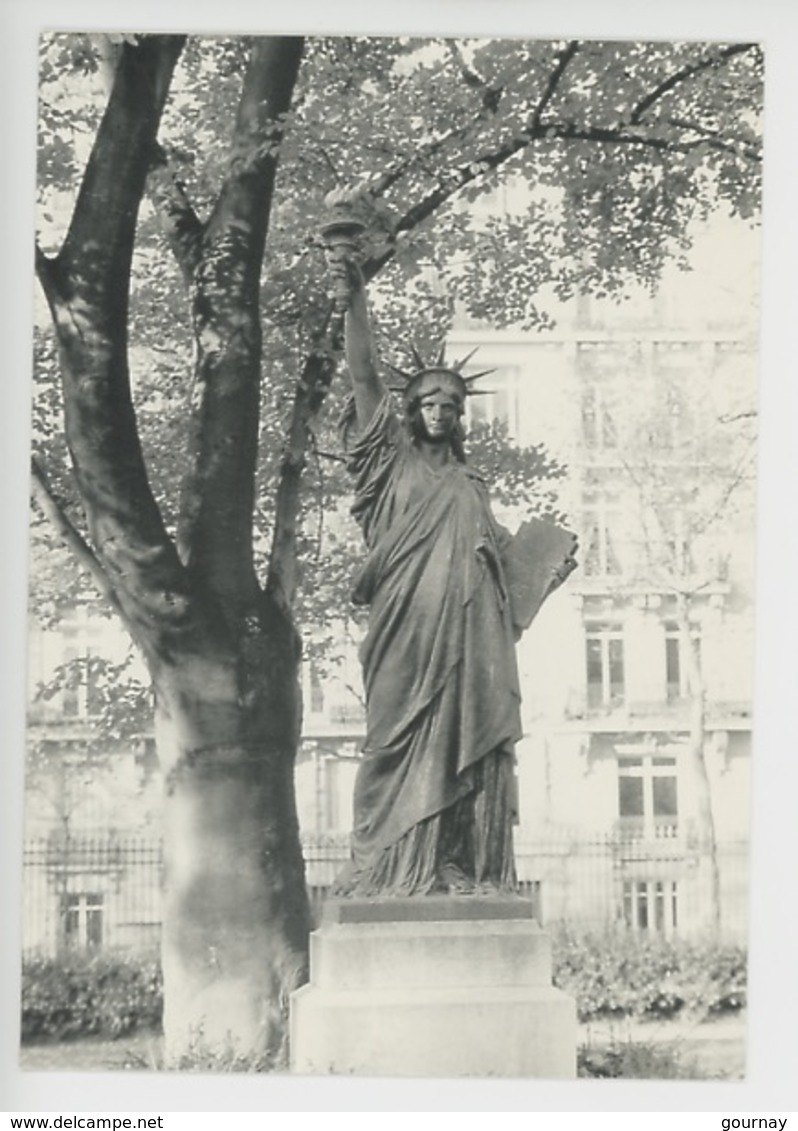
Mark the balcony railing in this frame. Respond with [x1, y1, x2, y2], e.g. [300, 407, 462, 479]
[565, 693, 752, 724]
[615, 817, 680, 841]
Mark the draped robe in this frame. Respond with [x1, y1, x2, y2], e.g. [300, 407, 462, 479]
[336, 395, 524, 895]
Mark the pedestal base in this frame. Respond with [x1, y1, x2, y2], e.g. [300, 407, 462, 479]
[289, 898, 577, 1077]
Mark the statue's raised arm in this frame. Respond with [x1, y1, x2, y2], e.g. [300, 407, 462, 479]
[320, 191, 385, 429]
[340, 257, 384, 429]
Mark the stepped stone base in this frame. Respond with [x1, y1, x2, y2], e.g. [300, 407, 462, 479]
[289, 897, 577, 1078]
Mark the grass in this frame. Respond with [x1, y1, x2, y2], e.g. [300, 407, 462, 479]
[19, 1032, 163, 1073]
[578, 1013, 746, 1080]
[19, 1018, 746, 1079]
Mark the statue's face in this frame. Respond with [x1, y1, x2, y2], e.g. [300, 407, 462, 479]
[418, 391, 461, 442]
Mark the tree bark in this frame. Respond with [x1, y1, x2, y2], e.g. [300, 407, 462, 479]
[677, 596, 722, 936]
[154, 593, 309, 1060]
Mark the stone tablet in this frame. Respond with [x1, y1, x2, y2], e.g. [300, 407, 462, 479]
[503, 517, 578, 631]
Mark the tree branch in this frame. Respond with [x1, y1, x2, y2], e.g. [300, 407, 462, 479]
[537, 120, 762, 163]
[30, 456, 121, 616]
[59, 35, 186, 281]
[662, 117, 761, 163]
[267, 325, 339, 611]
[629, 43, 759, 125]
[531, 40, 579, 130]
[177, 37, 305, 607]
[147, 143, 205, 281]
[35, 243, 55, 298]
[359, 40, 759, 283]
[362, 126, 546, 279]
[39, 36, 192, 631]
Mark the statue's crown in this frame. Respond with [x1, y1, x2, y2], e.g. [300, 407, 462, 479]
[386, 344, 494, 406]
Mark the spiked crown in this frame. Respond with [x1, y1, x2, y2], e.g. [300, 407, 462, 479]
[386, 344, 494, 408]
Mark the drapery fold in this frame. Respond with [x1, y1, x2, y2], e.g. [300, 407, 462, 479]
[335, 395, 522, 894]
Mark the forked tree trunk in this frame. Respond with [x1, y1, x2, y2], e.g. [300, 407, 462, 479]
[35, 35, 313, 1060]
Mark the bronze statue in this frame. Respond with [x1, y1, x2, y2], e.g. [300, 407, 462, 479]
[326, 247, 577, 898]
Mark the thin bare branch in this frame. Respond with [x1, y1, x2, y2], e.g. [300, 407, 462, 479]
[267, 329, 339, 611]
[30, 456, 121, 615]
[718, 410, 758, 424]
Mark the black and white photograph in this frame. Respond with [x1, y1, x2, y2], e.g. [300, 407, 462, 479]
[2, 1, 796, 1117]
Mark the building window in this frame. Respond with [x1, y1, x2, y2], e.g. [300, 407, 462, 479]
[647, 356, 692, 448]
[61, 645, 81, 718]
[664, 622, 701, 701]
[660, 508, 695, 576]
[464, 366, 521, 438]
[308, 663, 325, 715]
[582, 492, 622, 577]
[62, 892, 104, 950]
[581, 386, 618, 450]
[60, 636, 102, 719]
[623, 879, 678, 934]
[586, 623, 625, 708]
[617, 754, 678, 836]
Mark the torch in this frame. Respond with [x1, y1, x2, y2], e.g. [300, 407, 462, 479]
[319, 188, 367, 314]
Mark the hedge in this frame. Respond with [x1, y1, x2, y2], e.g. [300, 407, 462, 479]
[552, 928, 747, 1022]
[21, 929, 747, 1042]
[21, 952, 162, 1042]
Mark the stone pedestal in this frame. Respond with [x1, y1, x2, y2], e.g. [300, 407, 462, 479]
[289, 897, 576, 1077]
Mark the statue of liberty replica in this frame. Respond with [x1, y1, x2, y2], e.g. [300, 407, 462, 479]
[323, 212, 577, 900]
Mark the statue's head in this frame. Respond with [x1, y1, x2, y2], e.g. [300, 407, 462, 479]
[407, 377, 465, 453]
[387, 347, 493, 460]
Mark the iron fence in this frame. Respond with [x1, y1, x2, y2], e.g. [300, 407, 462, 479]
[21, 830, 749, 958]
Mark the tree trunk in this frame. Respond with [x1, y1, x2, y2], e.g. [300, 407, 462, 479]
[678, 598, 721, 936]
[35, 35, 314, 1060]
[152, 594, 311, 1062]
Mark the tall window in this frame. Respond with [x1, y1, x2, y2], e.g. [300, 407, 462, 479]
[648, 350, 692, 448]
[617, 754, 678, 836]
[61, 643, 81, 718]
[60, 632, 102, 719]
[308, 662, 325, 715]
[664, 622, 701, 701]
[61, 892, 104, 950]
[623, 879, 678, 935]
[464, 366, 522, 438]
[660, 507, 695, 576]
[586, 623, 625, 708]
[581, 385, 618, 450]
[582, 492, 622, 577]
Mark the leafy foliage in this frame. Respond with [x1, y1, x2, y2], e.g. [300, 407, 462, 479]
[30, 652, 152, 744]
[552, 928, 747, 1022]
[21, 952, 162, 1042]
[32, 33, 762, 627]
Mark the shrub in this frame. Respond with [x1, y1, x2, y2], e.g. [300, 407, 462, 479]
[552, 928, 747, 1022]
[21, 951, 162, 1042]
[21, 929, 747, 1045]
